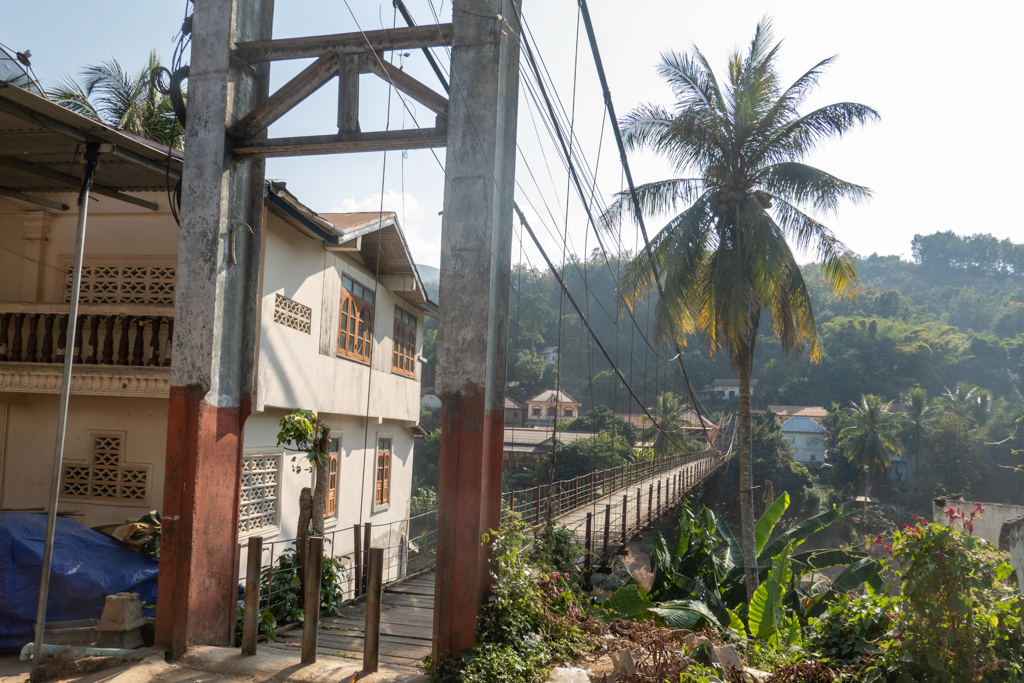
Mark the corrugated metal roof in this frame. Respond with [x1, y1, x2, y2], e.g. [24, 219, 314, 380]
[780, 416, 826, 434]
[0, 83, 182, 197]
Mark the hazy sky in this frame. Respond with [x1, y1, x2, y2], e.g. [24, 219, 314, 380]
[7, 1, 1023, 268]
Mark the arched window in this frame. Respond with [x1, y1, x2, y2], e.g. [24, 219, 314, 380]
[532, 406, 541, 416]
[564, 408, 573, 417]
[393, 307, 417, 377]
[547, 407, 556, 417]
[338, 275, 374, 363]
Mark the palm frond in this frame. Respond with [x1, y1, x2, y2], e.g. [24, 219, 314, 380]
[601, 178, 705, 231]
[770, 198, 859, 299]
[763, 102, 880, 163]
[47, 77, 101, 121]
[760, 162, 871, 215]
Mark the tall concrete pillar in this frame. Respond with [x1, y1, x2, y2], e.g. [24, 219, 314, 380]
[154, 0, 273, 654]
[432, 0, 522, 661]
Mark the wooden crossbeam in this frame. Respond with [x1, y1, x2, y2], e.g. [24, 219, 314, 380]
[365, 57, 448, 118]
[230, 53, 341, 139]
[231, 127, 447, 158]
[0, 157, 159, 210]
[234, 24, 453, 63]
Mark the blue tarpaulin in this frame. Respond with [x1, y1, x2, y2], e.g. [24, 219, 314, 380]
[0, 513, 159, 650]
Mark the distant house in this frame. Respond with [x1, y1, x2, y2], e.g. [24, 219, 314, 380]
[767, 405, 828, 423]
[525, 390, 580, 426]
[702, 378, 758, 400]
[539, 346, 559, 363]
[505, 396, 525, 427]
[781, 416, 827, 466]
[503, 427, 597, 469]
[420, 387, 441, 409]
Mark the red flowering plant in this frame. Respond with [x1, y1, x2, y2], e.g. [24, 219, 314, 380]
[863, 518, 1024, 683]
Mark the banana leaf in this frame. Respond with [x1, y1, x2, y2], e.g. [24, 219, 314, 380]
[755, 493, 790, 555]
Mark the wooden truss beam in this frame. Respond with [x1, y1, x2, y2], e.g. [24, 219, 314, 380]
[0, 156, 159, 210]
[231, 127, 447, 158]
[230, 53, 341, 139]
[234, 24, 453, 63]
[365, 56, 449, 118]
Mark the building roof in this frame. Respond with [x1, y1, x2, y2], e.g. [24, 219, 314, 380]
[542, 346, 558, 353]
[768, 405, 829, 420]
[780, 416, 826, 434]
[529, 389, 579, 404]
[504, 396, 522, 409]
[265, 186, 436, 315]
[710, 379, 758, 388]
[503, 427, 597, 446]
[0, 82, 183, 209]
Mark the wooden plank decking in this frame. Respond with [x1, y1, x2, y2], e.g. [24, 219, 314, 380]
[263, 571, 435, 675]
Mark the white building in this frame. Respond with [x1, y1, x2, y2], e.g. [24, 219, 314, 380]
[0, 84, 434, 584]
[525, 389, 580, 426]
[705, 378, 758, 400]
[781, 416, 827, 467]
[540, 346, 559, 363]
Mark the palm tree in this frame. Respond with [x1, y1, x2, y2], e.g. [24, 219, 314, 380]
[646, 392, 689, 456]
[48, 50, 182, 148]
[606, 18, 876, 600]
[900, 387, 936, 471]
[840, 395, 903, 510]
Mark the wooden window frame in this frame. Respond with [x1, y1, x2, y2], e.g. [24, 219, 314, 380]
[338, 275, 374, 363]
[374, 436, 392, 509]
[392, 306, 417, 378]
[325, 436, 341, 519]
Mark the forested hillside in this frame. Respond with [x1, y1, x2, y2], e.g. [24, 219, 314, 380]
[418, 231, 1024, 508]
[421, 231, 1024, 411]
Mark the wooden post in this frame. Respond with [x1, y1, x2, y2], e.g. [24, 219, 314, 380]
[241, 536, 262, 655]
[353, 524, 362, 599]
[602, 504, 611, 558]
[584, 513, 593, 585]
[302, 536, 323, 664]
[363, 547, 384, 673]
[656, 480, 661, 518]
[362, 522, 372, 595]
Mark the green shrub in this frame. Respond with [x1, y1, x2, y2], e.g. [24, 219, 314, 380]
[871, 515, 1024, 682]
[425, 516, 593, 683]
[817, 513, 1024, 682]
[809, 593, 894, 665]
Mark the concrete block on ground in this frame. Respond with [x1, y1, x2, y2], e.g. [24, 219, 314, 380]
[96, 593, 146, 649]
[547, 667, 591, 683]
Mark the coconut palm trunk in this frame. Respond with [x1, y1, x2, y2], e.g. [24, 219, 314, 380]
[738, 349, 758, 601]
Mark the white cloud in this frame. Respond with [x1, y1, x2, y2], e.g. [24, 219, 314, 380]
[329, 190, 441, 267]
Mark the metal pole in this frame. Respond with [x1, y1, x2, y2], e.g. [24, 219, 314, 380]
[621, 495, 628, 547]
[242, 536, 263, 655]
[363, 547, 384, 672]
[302, 536, 323, 664]
[362, 522, 372, 595]
[33, 142, 101, 667]
[353, 524, 362, 600]
[583, 513, 592, 585]
[602, 504, 610, 558]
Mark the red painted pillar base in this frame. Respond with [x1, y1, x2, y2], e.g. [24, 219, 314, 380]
[155, 386, 247, 654]
[432, 385, 505, 661]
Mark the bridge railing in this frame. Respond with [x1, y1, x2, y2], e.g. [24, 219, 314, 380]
[500, 448, 720, 527]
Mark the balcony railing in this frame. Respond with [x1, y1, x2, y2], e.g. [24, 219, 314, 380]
[0, 303, 174, 367]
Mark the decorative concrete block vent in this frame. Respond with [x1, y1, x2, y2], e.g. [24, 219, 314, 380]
[96, 592, 146, 649]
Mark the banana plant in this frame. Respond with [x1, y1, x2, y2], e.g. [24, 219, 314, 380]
[599, 494, 883, 632]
